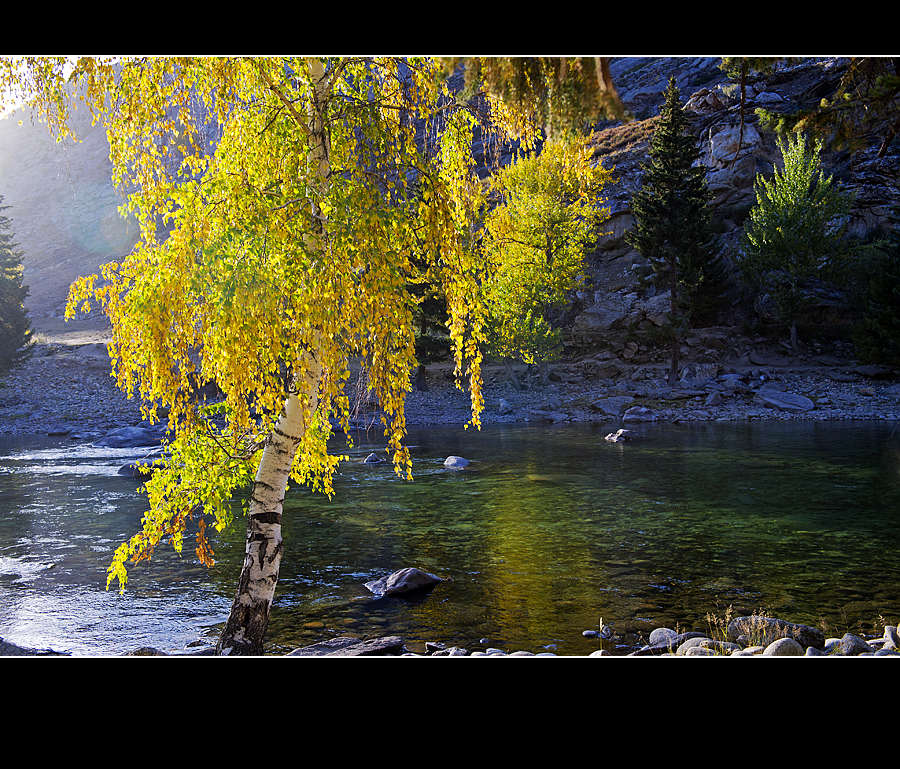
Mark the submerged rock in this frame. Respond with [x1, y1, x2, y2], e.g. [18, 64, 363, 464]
[443, 455, 470, 469]
[287, 635, 405, 656]
[96, 425, 163, 448]
[364, 567, 443, 598]
[363, 452, 383, 464]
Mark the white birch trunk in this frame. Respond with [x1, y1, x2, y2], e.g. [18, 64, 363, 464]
[217, 57, 331, 655]
[217, 361, 322, 655]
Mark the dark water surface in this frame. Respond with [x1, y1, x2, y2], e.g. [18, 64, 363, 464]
[1, 420, 898, 655]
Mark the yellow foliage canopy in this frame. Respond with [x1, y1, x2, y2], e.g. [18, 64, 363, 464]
[0, 56, 614, 590]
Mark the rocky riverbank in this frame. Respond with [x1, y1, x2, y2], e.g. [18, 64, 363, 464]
[2, 335, 898, 445]
[8, 610, 899, 657]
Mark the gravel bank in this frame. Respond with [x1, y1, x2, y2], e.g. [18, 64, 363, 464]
[2, 340, 899, 442]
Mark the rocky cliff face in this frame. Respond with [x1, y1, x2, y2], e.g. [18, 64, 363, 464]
[569, 57, 899, 363]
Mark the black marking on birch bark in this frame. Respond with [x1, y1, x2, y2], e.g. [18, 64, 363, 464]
[254, 479, 278, 493]
[272, 426, 302, 442]
[250, 511, 282, 525]
[263, 541, 283, 567]
[250, 492, 286, 508]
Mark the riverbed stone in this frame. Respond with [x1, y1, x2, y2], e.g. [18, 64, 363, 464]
[432, 646, 468, 656]
[726, 615, 825, 649]
[0, 636, 70, 656]
[604, 428, 632, 443]
[683, 645, 718, 656]
[364, 567, 442, 598]
[648, 627, 679, 645]
[698, 638, 742, 654]
[837, 633, 874, 656]
[623, 405, 657, 423]
[363, 452, 383, 464]
[762, 637, 804, 656]
[630, 631, 708, 655]
[754, 387, 815, 413]
[676, 636, 715, 655]
[592, 395, 634, 417]
[704, 391, 724, 407]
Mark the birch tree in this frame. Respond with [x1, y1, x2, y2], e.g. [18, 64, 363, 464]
[0, 55, 620, 654]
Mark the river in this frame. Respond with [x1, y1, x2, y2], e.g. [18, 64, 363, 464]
[0, 420, 898, 655]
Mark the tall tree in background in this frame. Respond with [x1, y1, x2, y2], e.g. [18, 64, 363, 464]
[741, 132, 853, 352]
[482, 132, 613, 371]
[626, 77, 719, 383]
[0, 194, 32, 372]
[0, 55, 616, 655]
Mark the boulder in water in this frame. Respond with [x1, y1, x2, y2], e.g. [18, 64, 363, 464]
[364, 567, 443, 598]
[96, 425, 162, 448]
[443, 455, 470, 469]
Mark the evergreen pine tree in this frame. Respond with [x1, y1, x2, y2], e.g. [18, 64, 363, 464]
[741, 132, 852, 352]
[626, 77, 721, 383]
[0, 194, 32, 373]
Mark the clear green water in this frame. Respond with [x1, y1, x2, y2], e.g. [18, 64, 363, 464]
[1, 420, 898, 655]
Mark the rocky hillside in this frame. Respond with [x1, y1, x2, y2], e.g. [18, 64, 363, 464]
[0, 57, 896, 360]
[568, 57, 899, 368]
